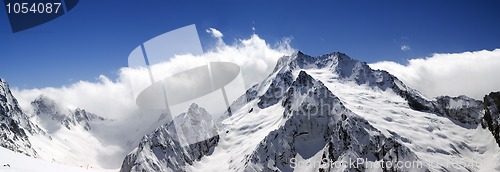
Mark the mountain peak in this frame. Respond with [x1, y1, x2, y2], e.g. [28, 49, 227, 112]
[31, 95, 106, 131]
[187, 103, 200, 112]
[272, 51, 441, 113]
[0, 79, 11, 97]
[120, 103, 219, 172]
[274, 51, 360, 73]
[295, 70, 315, 85]
[32, 95, 58, 113]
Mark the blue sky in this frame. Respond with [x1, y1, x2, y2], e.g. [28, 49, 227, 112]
[1, 0, 499, 89]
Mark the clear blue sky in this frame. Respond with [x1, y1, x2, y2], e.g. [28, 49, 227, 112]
[1, 1, 499, 89]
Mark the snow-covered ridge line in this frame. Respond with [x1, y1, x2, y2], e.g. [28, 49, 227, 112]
[122, 51, 500, 171]
[277, 51, 492, 124]
[31, 95, 108, 131]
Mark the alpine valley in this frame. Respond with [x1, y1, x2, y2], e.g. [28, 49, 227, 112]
[1, 51, 499, 172]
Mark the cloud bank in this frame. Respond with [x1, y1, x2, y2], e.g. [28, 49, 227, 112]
[12, 32, 294, 119]
[370, 49, 500, 100]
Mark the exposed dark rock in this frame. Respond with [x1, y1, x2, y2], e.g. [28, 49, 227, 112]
[482, 92, 500, 147]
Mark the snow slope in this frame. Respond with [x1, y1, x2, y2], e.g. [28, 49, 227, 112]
[288, 52, 500, 171]
[0, 147, 111, 172]
[23, 95, 123, 170]
[301, 68, 500, 171]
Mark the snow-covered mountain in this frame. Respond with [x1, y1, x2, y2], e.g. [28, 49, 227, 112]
[120, 103, 219, 172]
[0, 79, 122, 170]
[25, 95, 125, 169]
[245, 71, 419, 171]
[0, 79, 39, 157]
[1, 51, 500, 172]
[31, 95, 107, 132]
[120, 51, 500, 171]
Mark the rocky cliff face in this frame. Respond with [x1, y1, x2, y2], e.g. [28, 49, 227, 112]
[432, 95, 484, 126]
[0, 79, 38, 157]
[482, 92, 500, 147]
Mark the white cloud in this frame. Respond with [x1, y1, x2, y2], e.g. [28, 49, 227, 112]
[13, 32, 293, 118]
[206, 27, 225, 46]
[370, 49, 500, 99]
[13, 75, 136, 119]
[401, 45, 411, 51]
[205, 27, 223, 38]
[122, 34, 294, 117]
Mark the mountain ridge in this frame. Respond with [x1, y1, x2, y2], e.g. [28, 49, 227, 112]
[1, 51, 500, 171]
[120, 51, 500, 171]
